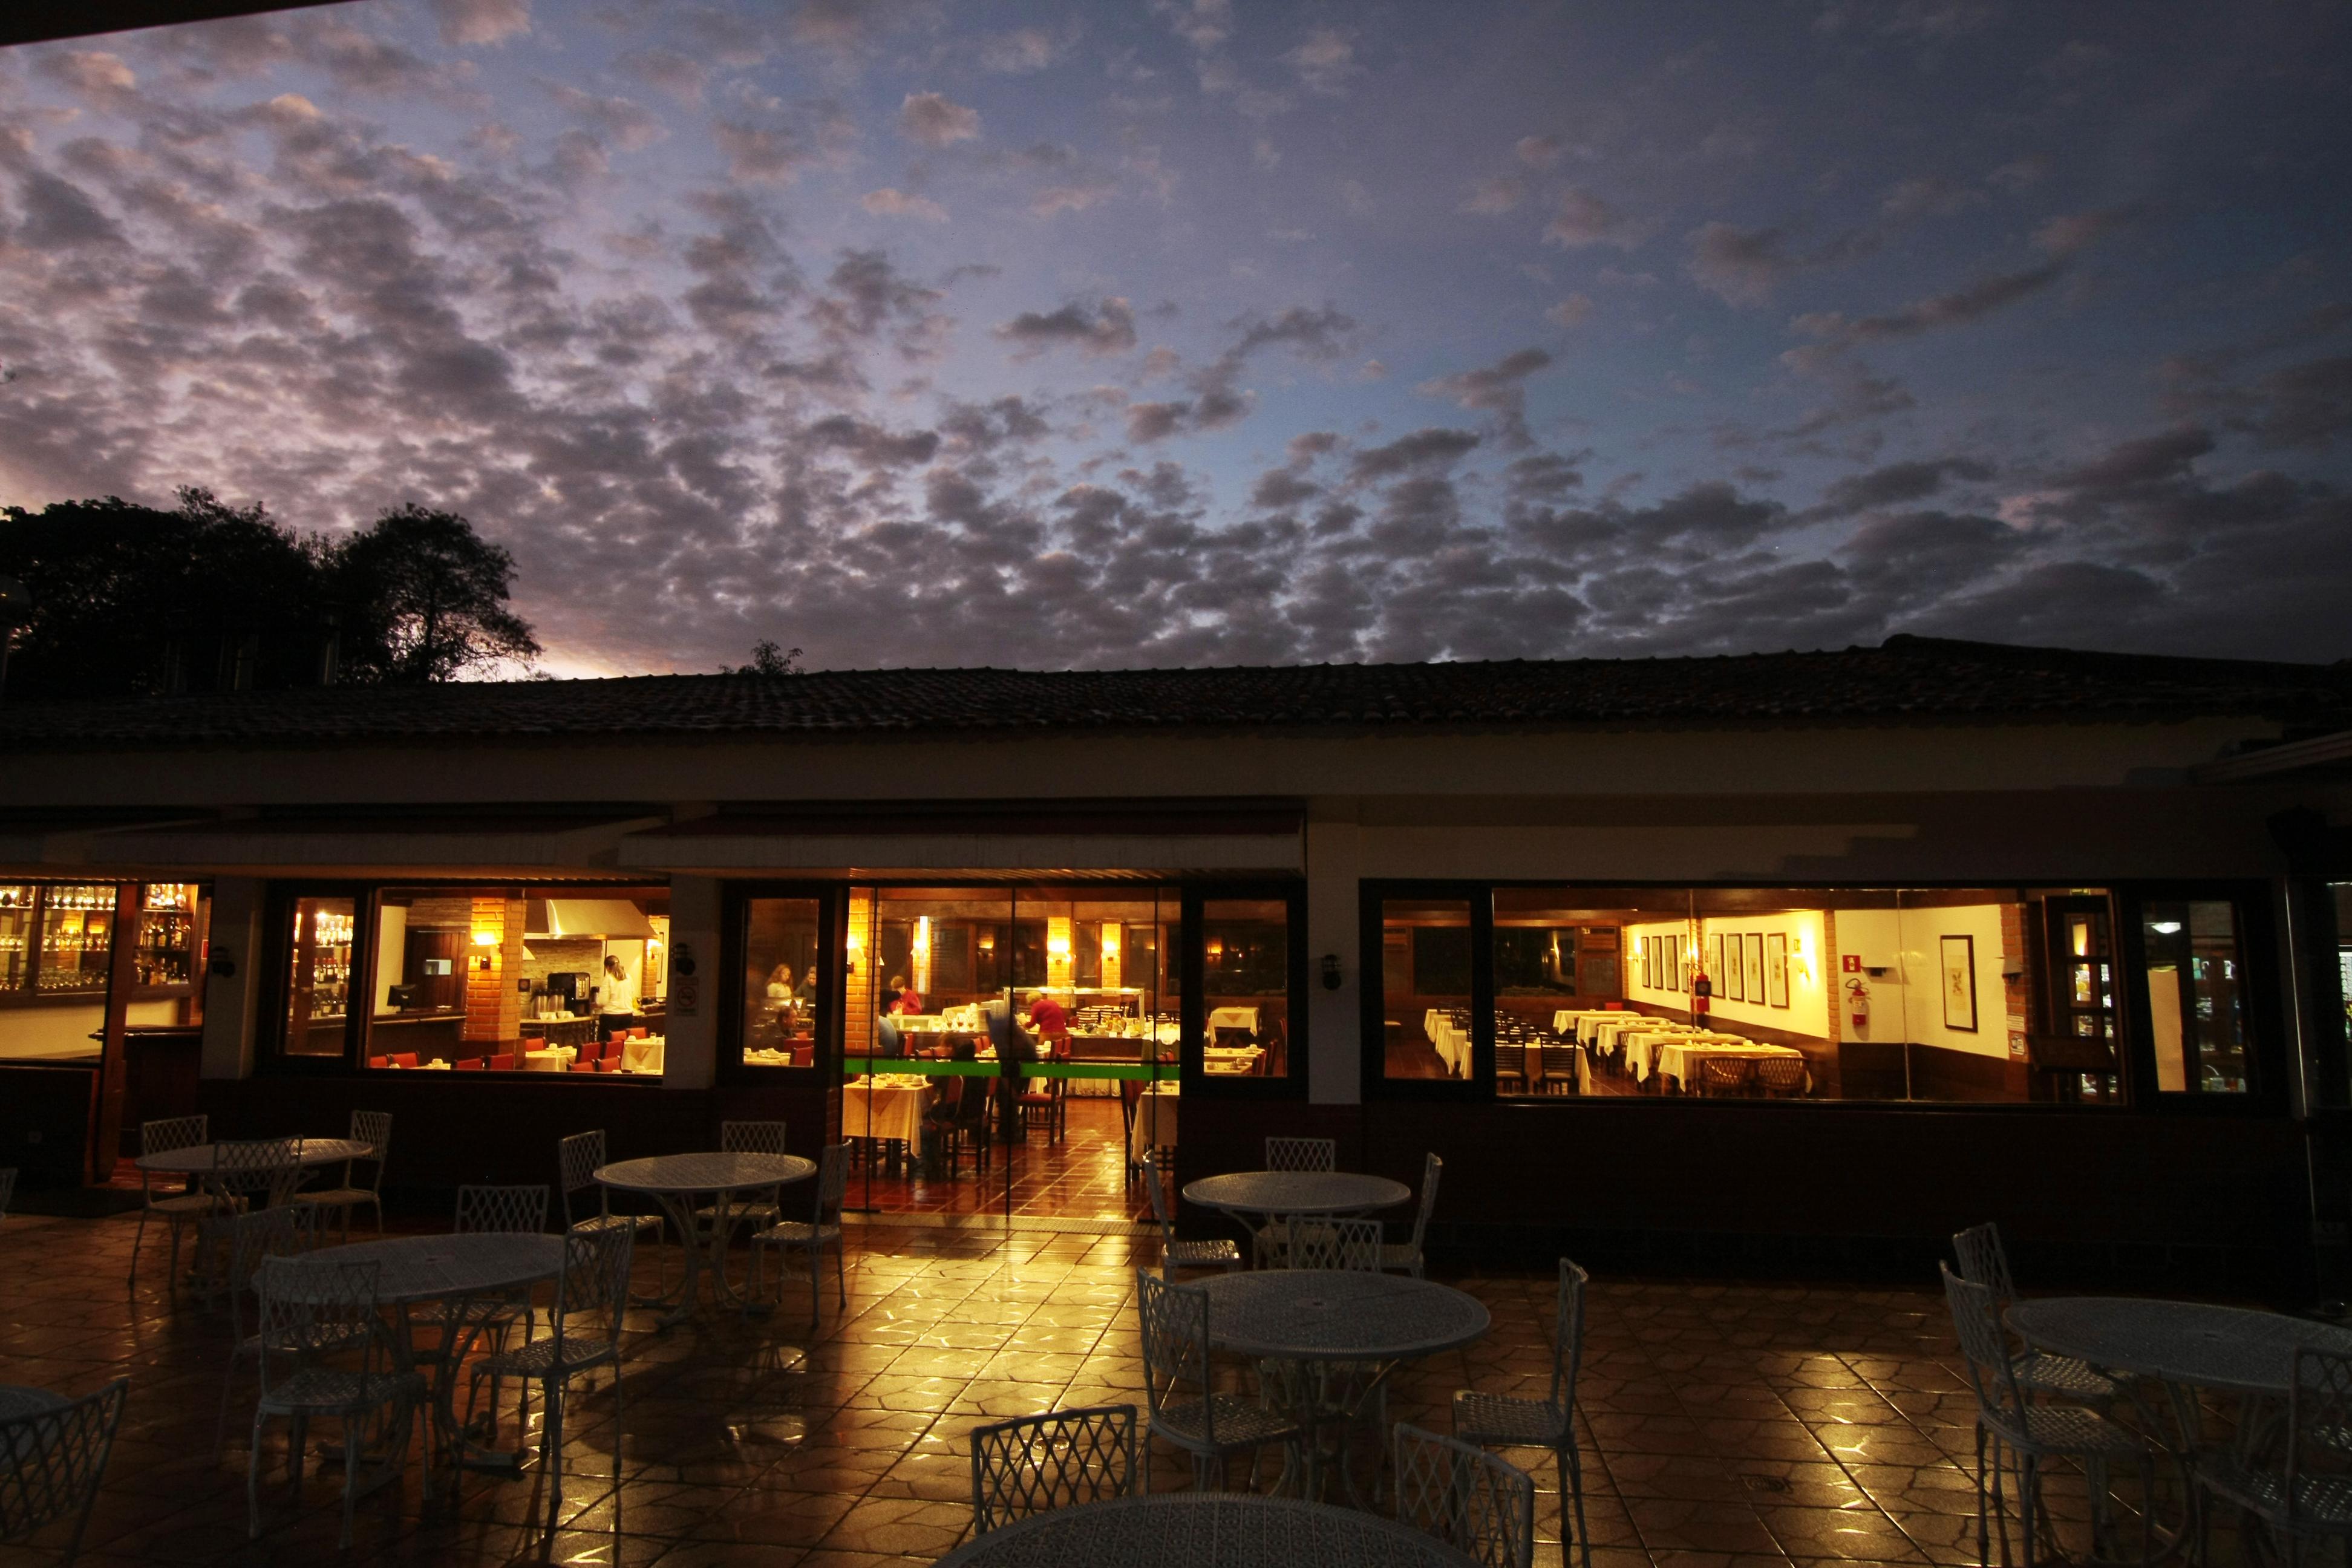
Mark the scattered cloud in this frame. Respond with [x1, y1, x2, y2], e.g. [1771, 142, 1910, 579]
[429, 0, 531, 47]
[1460, 176, 1524, 215]
[899, 91, 981, 148]
[1282, 28, 1360, 96]
[995, 298, 1139, 358]
[1546, 294, 1595, 328]
[1545, 188, 1652, 250]
[861, 188, 947, 222]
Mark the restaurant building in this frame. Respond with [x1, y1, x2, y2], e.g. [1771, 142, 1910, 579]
[3, 636, 2349, 1289]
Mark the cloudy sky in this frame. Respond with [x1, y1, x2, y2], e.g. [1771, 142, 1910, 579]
[2, 0, 2348, 675]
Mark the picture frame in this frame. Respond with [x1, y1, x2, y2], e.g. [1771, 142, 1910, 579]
[1745, 932, 1766, 1005]
[1723, 933, 1743, 1001]
[1941, 934, 1978, 1032]
[1640, 936, 1653, 990]
[1667, 934, 1681, 992]
[1711, 933, 1726, 996]
[1766, 932, 1789, 1008]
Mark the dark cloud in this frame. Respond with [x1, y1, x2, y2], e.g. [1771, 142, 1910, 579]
[1419, 347, 1555, 448]
[1815, 456, 1995, 516]
[1794, 262, 2066, 344]
[994, 298, 1137, 358]
[1350, 428, 1480, 481]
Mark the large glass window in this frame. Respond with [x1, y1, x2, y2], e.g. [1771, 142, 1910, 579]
[2140, 899, 2250, 1095]
[1201, 898, 1292, 1080]
[1380, 897, 1474, 1082]
[281, 895, 355, 1059]
[743, 895, 825, 1069]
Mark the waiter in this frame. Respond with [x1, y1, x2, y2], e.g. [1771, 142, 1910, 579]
[594, 953, 636, 1040]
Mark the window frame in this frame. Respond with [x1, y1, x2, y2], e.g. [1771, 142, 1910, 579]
[722, 880, 843, 1083]
[2117, 881, 2290, 1116]
[1359, 879, 1494, 1103]
[1181, 880, 1308, 1100]
[261, 881, 371, 1072]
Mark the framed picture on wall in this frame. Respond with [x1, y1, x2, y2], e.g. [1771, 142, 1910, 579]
[1640, 936, 1653, 990]
[1745, 933, 1766, 1004]
[1766, 932, 1789, 1008]
[1711, 933, 1725, 995]
[1667, 934, 1681, 991]
[1723, 934, 1743, 1000]
[1941, 934, 1978, 1031]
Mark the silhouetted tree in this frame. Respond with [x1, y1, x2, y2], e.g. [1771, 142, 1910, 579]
[731, 639, 803, 676]
[330, 505, 540, 684]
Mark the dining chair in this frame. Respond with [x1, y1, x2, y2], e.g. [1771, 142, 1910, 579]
[387, 1053, 418, 1070]
[1753, 1057, 1808, 1098]
[1941, 1264, 2152, 1568]
[968, 1404, 1138, 1534]
[1380, 1153, 1444, 1278]
[414, 1185, 552, 1392]
[1455, 1258, 1593, 1568]
[489, 1053, 517, 1071]
[1284, 1215, 1383, 1272]
[1264, 1137, 1335, 1172]
[0, 1377, 129, 1566]
[945, 1076, 994, 1177]
[1394, 1423, 1535, 1568]
[1494, 1044, 1527, 1096]
[747, 1143, 850, 1329]
[247, 1257, 420, 1549]
[130, 1114, 214, 1299]
[1134, 1271, 1302, 1490]
[468, 1227, 634, 1537]
[292, 1111, 391, 1243]
[210, 1203, 322, 1451]
[1698, 1057, 1753, 1097]
[2195, 1345, 2352, 1564]
[1950, 1223, 2120, 1407]
[694, 1122, 789, 1240]
[1541, 1044, 1581, 1094]
[557, 1131, 663, 1248]
[1140, 1150, 1241, 1278]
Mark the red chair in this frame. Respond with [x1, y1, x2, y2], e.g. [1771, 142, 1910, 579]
[489, 1053, 516, 1071]
[520, 1037, 546, 1054]
[368, 1055, 390, 1069]
[627, 1027, 648, 1039]
[390, 1053, 419, 1069]
[577, 1039, 602, 1064]
[598, 1058, 619, 1072]
[569, 1060, 598, 1073]
[607, 1032, 630, 1052]
[791, 1045, 814, 1068]
[455, 1057, 485, 1071]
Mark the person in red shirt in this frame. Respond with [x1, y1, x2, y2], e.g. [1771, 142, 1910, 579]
[885, 975, 924, 1016]
[1024, 988, 1070, 1057]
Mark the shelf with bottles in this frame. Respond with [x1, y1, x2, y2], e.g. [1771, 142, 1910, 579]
[0, 883, 120, 1000]
[134, 883, 205, 991]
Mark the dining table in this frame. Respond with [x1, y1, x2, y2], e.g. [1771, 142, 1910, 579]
[1197, 1269, 1492, 1505]
[1126, 1080, 1180, 1171]
[134, 1136, 375, 1181]
[595, 1151, 815, 1327]
[932, 1492, 1480, 1567]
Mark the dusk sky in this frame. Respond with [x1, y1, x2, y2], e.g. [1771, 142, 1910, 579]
[2, 0, 2348, 676]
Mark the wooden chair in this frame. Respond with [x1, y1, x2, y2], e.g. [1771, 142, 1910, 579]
[1540, 1045, 1581, 1095]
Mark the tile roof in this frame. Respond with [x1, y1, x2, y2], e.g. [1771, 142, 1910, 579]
[1, 636, 2345, 751]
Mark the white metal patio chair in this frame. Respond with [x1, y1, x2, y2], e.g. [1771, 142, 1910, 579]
[291, 1111, 392, 1242]
[1951, 1222, 2122, 1407]
[129, 1114, 213, 1298]
[747, 1143, 850, 1330]
[1394, 1422, 1535, 1568]
[1283, 1215, 1383, 1272]
[410, 1184, 550, 1384]
[692, 1120, 791, 1241]
[1264, 1137, 1334, 1171]
[2195, 1345, 2352, 1566]
[1141, 1150, 1241, 1278]
[211, 1202, 322, 1451]
[1135, 1271, 1302, 1490]
[1454, 1257, 1593, 1568]
[969, 1403, 1138, 1534]
[0, 1376, 129, 1566]
[1380, 1152, 1443, 1277]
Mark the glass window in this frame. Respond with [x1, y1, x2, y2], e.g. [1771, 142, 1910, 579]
[281, 895, 354, 1059]
[2333, 883, 2351, 1104]
[36, 884, 116, 996]
[1382, 897, 1473, 1081]
[1202, 898, 1291, 1079]
[743, 895, 825, 1069]
[0, 883, 116, 1063]
[2141, 899, 2250, 1094]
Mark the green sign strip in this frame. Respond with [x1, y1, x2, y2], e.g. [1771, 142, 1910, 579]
[840, 1057, 1176, 1082]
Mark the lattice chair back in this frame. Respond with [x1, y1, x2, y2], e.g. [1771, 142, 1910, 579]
[0, 1377, 129, 1560]
[142, 1115, 207, 1158]
[1941, 1263, 2030, 1439]
[214, 1138, 304, 1210]
[967, 1404, 1137, 1534]
[1546, 1258, 1589, 1416]
[1408, 1153, 1444, 1253]
[1136, 1272, 1217, 1442]
[1285, 1215, 1383, 1272]
[349, 1111, 393, 1178]
[813, 1142, 851, 1220]
[1140, 1149, 1178, 1238]
[558, 1130, 609, 1226]
[1950, 1222, 2020, 1307]
[253, 1258, 390, 1396]
[1264, 1137, 1334, 1172]
[720, 1120, 789, 1156]
[456, 1184, 550, 1235]
[1754, 1056, 1807, 1096]
[215, 1204, 315, 1341]
[1393, 1423, 1535, 1568]
[2289, 1347, 2352, 1533]
[554, 1227, 635, 1353]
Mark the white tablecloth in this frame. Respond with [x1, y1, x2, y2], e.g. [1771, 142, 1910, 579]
[1653, 1040, 1807, 1091]
[1203, 1047, 1263, 1076]
[1552, 1009, 1621, 1036]
[619, 1035, 665, 1073]
[1206, 1006, 1261, 1033]
[1126, 1083, 1179, 1168]
[842, 1077, 928, 1145]
[1420, 1010, 1471, 1077]
[522, 1045, 576, 1072]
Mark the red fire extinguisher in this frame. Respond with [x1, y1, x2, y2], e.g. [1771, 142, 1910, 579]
[1844, 977, 1870, 1033]
[1691, 972, 1711, 1021]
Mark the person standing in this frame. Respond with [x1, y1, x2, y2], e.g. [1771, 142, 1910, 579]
[595, 953, 636, 1040]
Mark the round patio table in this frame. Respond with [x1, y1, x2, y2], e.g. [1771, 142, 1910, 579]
[933, 1491, 1478, 1567]
[595, 1152, 815, 1327]
[299, 1232, 567, 1481]
[2008, 1298, 2352, 1396]
[1199, 1269, 1491, 1507]
[136, 1137, 374, 1176]
[1184, 1171, 1413, 1218]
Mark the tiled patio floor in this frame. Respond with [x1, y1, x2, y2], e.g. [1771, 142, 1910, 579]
[1, 1201, 2151, 1568]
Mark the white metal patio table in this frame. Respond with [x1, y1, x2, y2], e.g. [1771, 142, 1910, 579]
[1198, 1268, 1491, 1507]
[296, 1231, 567, 1483]
[136, 1137, 375, 1181]
[933, 1490, 1478, 1567]
[2009, 1296, 2352, 1556]
[595, 1152, 815, 1328]
[1183, 1171, 1412, 1223]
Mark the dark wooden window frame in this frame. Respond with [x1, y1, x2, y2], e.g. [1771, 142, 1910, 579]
[1180, 880, 1308, 1101]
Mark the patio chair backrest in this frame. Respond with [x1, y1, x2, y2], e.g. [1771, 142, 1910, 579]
[214, 1203, 315, 1340]
[1140, 1149, 1178, 1241]
[141, 1115, 207, 1158]
[1135, 1272, 1218, 1441]
[553, 1227, 633, 1353]
[1408, 1152, 1443, 1251]
[720, 1120, 789, 1157]
[1546, 1258, 1589, 1416]
[0, 1377, 129, 1557]
[348, 1111, 393, 1186]
[1941, 1263, 2030, 1440]
[557, 1130, 608, 1224]
[252, 1258, 389, 1398]
[2289, 1346, 2352, 1532]
[456, 1184, 549, 1235]
[968, 1404, 1137, 1534]
[1264, 1137, 1334, 1172]
[213, 1138, 303, 1209]
[1950, 1221, 2020, 1307]
[1284, 1215, 1383, 1272]
[1393, 1423, 1535, 1568]
[812, 1143, 851, 1221]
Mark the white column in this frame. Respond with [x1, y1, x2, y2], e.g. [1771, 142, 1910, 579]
[1304, 815, 1362, 1105]
[662, 875, 720, 1089]
[200, 877, 265, 1080]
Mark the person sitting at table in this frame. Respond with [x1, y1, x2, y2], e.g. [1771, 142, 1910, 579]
[766, 962, 793, 1000]
[918, 1036, 977, 1173]
[886, 975, 924, 1016]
